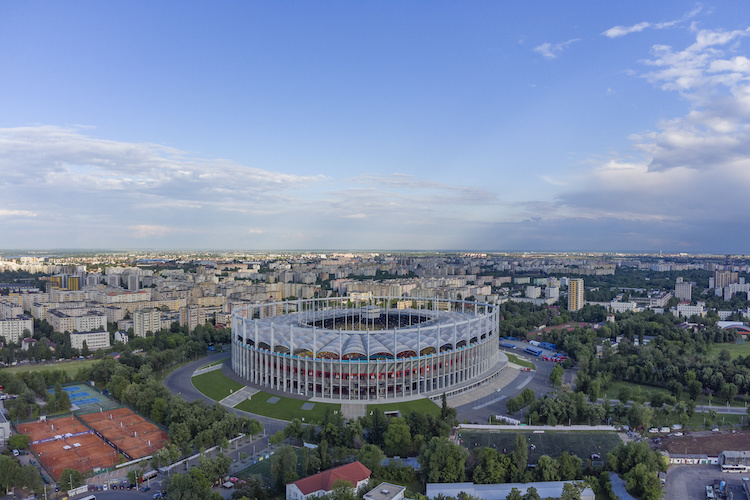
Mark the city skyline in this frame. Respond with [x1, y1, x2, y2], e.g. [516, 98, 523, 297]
[2, 2, 749, 252]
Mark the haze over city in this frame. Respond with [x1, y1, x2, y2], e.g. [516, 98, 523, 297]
[1, 2, 749, 252]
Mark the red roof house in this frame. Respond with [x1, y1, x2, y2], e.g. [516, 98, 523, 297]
[286, 461, 371, 500]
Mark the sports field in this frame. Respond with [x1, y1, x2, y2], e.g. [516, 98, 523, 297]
[49, 383, 120, 413]
[80, 407, 168, 459]
[19, 416, 117, 480]
[457, 430, 622, 464]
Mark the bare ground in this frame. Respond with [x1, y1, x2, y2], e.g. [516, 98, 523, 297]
[660, 430, 750, 455]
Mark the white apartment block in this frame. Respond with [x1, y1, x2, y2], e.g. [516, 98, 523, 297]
[0, 315, 34, 344]
[70, 330, 111, 351]
[675, 302, 706, 318]
[47, 310, 107, 333]
[525, 286, 541, 299]
[97, 290, 152, 304]
[133, 308, 161, 338]
[0, 300, 23, 319]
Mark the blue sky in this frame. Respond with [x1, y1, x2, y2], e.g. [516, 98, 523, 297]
[1, 1, 749, 252]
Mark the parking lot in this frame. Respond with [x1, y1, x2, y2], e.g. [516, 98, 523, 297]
[666, 465, 747, 500]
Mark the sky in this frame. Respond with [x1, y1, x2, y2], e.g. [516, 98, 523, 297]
[1, 2, 749, 253]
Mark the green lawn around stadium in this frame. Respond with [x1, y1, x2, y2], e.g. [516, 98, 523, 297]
[191, 369, 245, 401]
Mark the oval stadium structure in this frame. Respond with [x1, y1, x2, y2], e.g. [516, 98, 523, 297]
[231, 297, 506, 401]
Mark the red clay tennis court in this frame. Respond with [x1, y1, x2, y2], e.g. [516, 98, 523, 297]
[80, 408, 168, 459]
[20, 417, 117, 480]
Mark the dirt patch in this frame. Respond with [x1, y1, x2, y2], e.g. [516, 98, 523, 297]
[661, 430, 750, 456]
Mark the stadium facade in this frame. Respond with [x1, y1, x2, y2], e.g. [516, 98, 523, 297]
[231, 297, 504, 401]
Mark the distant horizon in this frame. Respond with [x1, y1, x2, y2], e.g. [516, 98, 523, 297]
[0, 248, 745, 258]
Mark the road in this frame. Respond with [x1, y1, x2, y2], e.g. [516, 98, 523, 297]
[453, 349, 572, 423]
[162, 351, 287, 439]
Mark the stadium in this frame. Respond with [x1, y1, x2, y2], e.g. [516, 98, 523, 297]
[231, 297, 505, 401]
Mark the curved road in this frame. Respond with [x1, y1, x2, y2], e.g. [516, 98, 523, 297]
[162, 352, 287, 439]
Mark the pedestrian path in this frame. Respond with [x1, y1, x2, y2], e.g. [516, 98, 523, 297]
[448, 365, 522, 408]
[341, 404, 367, 419]
[193, 364, 224, 376]
[219, 386, 258, 407]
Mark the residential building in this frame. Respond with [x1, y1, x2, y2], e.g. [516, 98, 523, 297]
[133, 308, 161, 338]
[0, 315, 34, 344]
[675, 278, 693, 302]
[70, 330, 111, 351]
[715, 270, 739, 290]
[286, 462, 371, 500]
[47, 310, 107, 333]
[568, 278, 584, 312]
[364, 483, 406, 500]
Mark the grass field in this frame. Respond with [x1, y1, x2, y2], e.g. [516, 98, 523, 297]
[710, 341, 750, 360]
[366, 398, 441, 417]
[504, 353, 536, 370]
[2, 359, 99, 377]
[191, 369, 245, 401]
[606, 379, 746, 407]
[649, 410, 745, 429]
[457, 430, 622, 464]
[235, 391, 341, 423]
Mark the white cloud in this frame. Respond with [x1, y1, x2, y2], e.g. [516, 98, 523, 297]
[516, 24, 750, 252]
[603, 22, 651, 39]
[602, 5, 702, 38]
[0, 209, 37, 217]
[533, 39, 581, 59]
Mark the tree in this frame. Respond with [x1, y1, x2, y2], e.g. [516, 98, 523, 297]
[550, 364, 564, 386]
[557, 452, 582, 480]
[15, 465, 42, 493]
[522, 486, 541, 500]
[51, 381, 71, 413]
[473, 448, 510, 484]
[81, 340, 90, 357]
[511, 434, 527, 481]
[8, 433, 31, 450]
[357, 444, 385, 473]
[0, 455, 20, 494]
[418, 437, 468, 483]
[536, 455, 560, 481]
[624, 463, 663, 500]
[60, 468, 85, 491]
[383, 417, 412, 456]
[271, 445, 299, 490]
[560, 482, 584, 500]
[505, 488, 523, 500]
[167, 469, 213, 500]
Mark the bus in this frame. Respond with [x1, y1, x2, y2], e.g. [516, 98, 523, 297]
[523, 346, 543, 357]
[721, 464, 749, 473]
[140, 470, 158, 482]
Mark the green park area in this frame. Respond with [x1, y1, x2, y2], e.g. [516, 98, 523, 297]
[457, 430, 622, 464]
[191, 369, 245, 401]
[606, 379, 747, 408]
[3, 358, 99, 377]
[710, 341, 750, 361]
[366, 398, 441, 417]
[234, 391, 340, 423]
